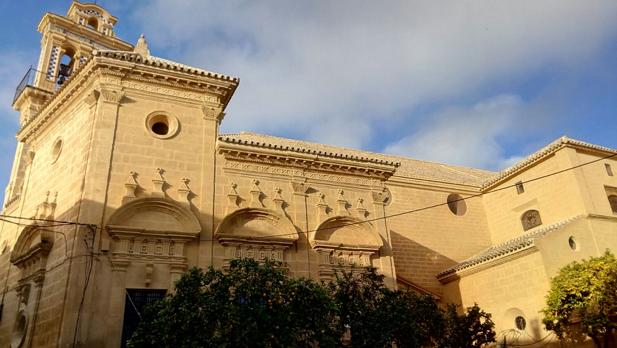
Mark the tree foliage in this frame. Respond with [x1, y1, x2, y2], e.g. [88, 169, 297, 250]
[128, 259, 496, 348]
[128, 259, 337, 348]
[440, 304, 496, 348]
[542, 251, 617, 348]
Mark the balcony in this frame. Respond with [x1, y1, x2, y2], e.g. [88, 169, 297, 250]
[13, 66, 44, 105]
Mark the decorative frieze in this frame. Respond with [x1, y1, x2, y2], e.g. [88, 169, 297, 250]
[224, 161, 380, 187]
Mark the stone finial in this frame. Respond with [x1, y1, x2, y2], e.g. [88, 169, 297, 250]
[178, 178, 191, 204]
[273, 187, 284, 211]
[336, 189, 349, 216]
[356, 198, 368, 218]
[317, 193, 327, 207]
[316, 193, 328, 218]
[249, 179, 263, 208]
[226, 182, 240, 213]
[124, 171, 139, 201]
[134, 33, 150, 57]
[152, 168, 166, 197]
[34, 191, 58, 221]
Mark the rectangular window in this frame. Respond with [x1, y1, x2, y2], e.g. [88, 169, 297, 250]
[121, 289, 166, 348]
[606, 163, 614, 177]
[515, 181, 525, 194]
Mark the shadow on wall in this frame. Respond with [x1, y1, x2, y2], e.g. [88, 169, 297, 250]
[390, 230, 458, 298]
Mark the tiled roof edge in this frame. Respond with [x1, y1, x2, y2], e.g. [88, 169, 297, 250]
[436, 215, 583, 278]
[482, 137, 617, 190]
[94, 49, 239, 82]
[218, 134, 401, 167]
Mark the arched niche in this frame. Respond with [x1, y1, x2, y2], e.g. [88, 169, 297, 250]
[214, 208, 299, 264]
[107, 197, 201, 235]
[312, 216, 382, 279]
[105, 198, 201, 264]
[10, 224, 54, 271]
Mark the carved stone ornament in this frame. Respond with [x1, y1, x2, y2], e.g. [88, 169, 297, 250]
[215, 207, 299, 268]
[290, 180, 309, 196]
[272, 187, 285, 212]
[226, 182, 240, 213]
[10, 224, 55, 281]
[34, 191, 57, 221]
[314, 193, 330, 229]
[123, 171, 139, 202]
[152, 168, 166, 197]
[336, 189, 349, 216]
[177, 177, 191, 205]
[371, 187, 391, 205]
[106, 197, 201, 268]
[99, 88, 124, 104]
[202, 105, 223, 120]
[249, 179, 263, 208]
[356, 198, 368, 219]
[312, 216, 382, 280]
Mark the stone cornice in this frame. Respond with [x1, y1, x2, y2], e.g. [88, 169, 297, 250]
[218, 141, 399, 181]
[17, 53, 238, 141]
[219, 135, 399, 167]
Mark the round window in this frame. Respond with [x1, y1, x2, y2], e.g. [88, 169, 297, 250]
[447, 193, 467, 216]
[515, 316, 526, 330]
[145, 113, 179, 139]
[568, 236, 578, 251]
[51, 138, 63, 164]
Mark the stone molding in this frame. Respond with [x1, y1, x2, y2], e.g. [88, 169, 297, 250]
[17, 50, 236, 141]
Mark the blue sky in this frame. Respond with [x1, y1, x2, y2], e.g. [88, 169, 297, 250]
[0, 1, 616, 203]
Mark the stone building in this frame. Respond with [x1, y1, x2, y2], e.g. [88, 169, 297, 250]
[0, 2, 615, 347]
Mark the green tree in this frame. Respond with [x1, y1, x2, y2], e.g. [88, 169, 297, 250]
[542, 251, 617, 348]
[328, 269, 445, 347]
[128, 259, 338, 348]
[440, 304, 496, 348]
[128, 260, 496, 347]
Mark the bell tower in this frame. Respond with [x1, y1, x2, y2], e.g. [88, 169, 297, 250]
[5, 1, 132, 209]
[33, 1, 133, 94]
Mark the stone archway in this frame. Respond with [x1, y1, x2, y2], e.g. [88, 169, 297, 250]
[215, 207, 299, 265]
[105, 197, 201, 286]
[312, 216, 382, 279]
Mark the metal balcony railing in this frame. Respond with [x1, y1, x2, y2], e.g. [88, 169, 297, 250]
[13, 66, 44, 104]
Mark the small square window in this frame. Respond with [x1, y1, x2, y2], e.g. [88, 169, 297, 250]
[606, 163, 614, 177]
[515, 181, 525, 194]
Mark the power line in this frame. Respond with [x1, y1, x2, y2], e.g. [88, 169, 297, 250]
[0, 151, 615, 242]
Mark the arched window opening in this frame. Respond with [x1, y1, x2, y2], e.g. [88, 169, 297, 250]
[86, 17, 98, 31]
[608, 195, 617, 214]
[521, 209, 542, 231]
[57, 48, 75, 87]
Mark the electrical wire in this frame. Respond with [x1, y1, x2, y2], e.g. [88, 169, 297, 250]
[0, 151, 615, 242]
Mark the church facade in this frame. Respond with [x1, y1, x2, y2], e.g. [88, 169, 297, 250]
[0, 2, 616, 347]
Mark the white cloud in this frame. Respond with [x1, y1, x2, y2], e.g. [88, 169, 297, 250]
[384, 94, 525, 169]
[131, 0, 617, 161]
